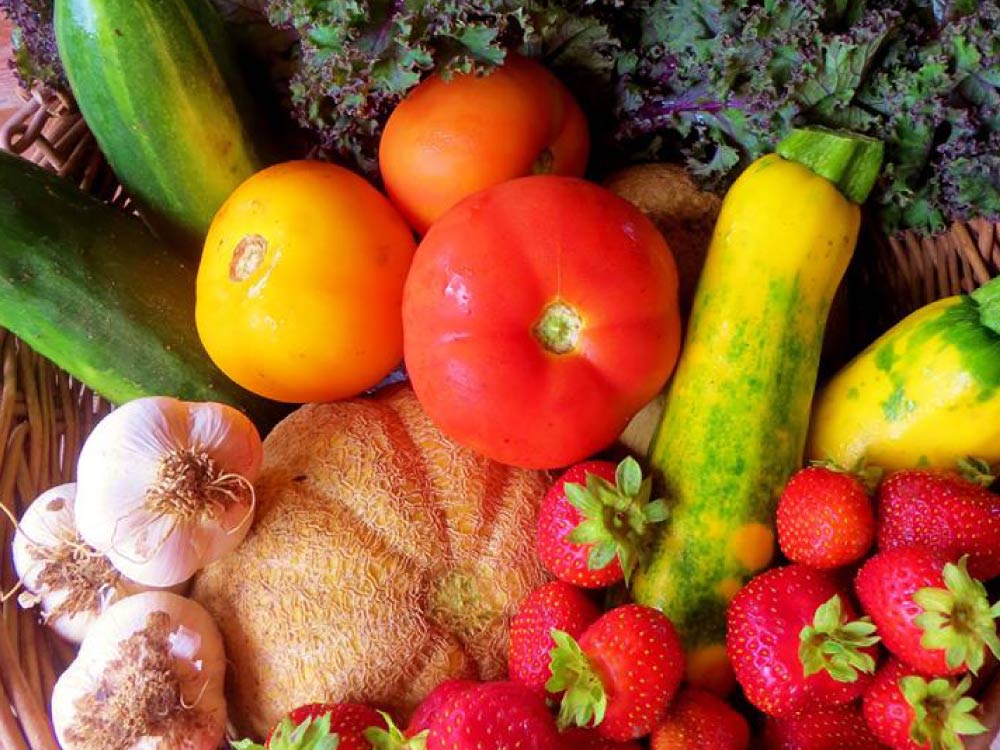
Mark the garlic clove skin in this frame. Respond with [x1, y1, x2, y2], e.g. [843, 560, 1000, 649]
[11, 483, 177, 644]
[52, 591, 227, 750]
[75, 397, 263, 587]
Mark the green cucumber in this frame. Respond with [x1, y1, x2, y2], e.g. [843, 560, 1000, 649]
[54, 0, 263, 247]
[0, 150, 286, 429]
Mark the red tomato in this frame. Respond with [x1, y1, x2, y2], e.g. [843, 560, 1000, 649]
[402, 176, 681, 469]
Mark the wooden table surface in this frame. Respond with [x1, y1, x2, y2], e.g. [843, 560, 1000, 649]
[0, 17, 23, 123]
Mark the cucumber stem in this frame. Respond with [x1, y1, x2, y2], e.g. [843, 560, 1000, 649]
[776, 128, 884, 204]
[971, 276, 1000, 336]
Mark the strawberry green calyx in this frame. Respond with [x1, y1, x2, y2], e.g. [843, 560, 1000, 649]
[232, 714, 340, 750]
[809, 457, 883, 494]
[565, 456, 668, 583]
[799, 595, 880, 682]
[913, 556, 1000, 674]
[546, 629, 607, 731]
[365, 713, 427, 750]
[900, 675, 986, 750]
[957, 457, 996, 488]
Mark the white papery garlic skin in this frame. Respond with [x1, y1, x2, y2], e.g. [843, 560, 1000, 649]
[11, 483, 167, 644]
[75, 397, 263, 587]
[51, 591, 227, 750]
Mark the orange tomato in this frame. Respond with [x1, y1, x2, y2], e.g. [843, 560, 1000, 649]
[196, 161, 417, 403]
[379, 54, 589, 234]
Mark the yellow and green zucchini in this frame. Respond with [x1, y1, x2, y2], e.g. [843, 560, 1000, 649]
[808, 277, 1000, 471]
[632, 128, 884, 693]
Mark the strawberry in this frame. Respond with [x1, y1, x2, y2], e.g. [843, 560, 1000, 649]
[367, 681, 479, 750]
[234, 702, 388, 750]
[776, 465, 876, 569]
[862, 658, 987, 750]
[426, 681, 560, 749]
[535, 457, 668, 588]
[547, 603, 684, 741]
[762, 706, 890, 750]
[726, 564, 880, 717]
[649, 687, 750, 750]
[877, 466, 1000, 580]
[509, 581, 600, 694]
[559, 727, 643, 749]
[406, 680, 478, 736]
[855, 549, 1000, 675]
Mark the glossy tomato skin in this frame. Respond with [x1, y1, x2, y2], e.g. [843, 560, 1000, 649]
[196, 161, 416, 403]
[380, 54, 589, 234]
[402, 176, 681, 469]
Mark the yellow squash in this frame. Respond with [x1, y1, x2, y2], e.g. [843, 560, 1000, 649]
[633, 128, 884, 694]
[808, 277, 1000, 471]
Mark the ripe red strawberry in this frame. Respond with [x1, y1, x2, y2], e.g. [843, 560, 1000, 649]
[726, 564, 880, 717]
[878, 467, 1000, 580]
[426, 681, 560, 749]
[367, 680, 481, 749]
[762, 706, 890, 750]
[559, 727, 643, 749]
[235, 702, 388, 750]
[406, 680, 478, 736]
[509, 581, 600, 693]
[855, 548, 1000, 675]
[862, 658, 986, 750]
[777, 465, 876, 569]
[649, 687, 750, 750]
[547, 603, 684, 741]
[535, 457, 667, 588]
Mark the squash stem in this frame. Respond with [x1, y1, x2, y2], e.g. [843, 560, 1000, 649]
[776, 128, 884, 204]
[971, 276, 1000, 336]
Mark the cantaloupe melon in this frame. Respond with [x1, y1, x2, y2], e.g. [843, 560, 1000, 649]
[191, 384, 551, 737]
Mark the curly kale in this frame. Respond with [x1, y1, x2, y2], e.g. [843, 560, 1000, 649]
[618, 0, 1000, 233]
[1, 0, 65, 91]
[0, 0, 294, 98]
[4, 0, 998, 233]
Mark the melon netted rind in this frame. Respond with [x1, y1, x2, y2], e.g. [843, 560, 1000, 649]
[191, 384, 552, 738]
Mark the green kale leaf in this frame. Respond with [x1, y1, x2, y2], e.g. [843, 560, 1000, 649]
[619, 0, 1000, 233]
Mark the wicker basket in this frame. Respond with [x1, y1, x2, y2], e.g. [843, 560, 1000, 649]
[0, 90, 113, 750]
[850, 217, 1000, 346]
[1, 91, 999, 749]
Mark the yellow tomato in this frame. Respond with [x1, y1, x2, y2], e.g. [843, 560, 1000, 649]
[196, 161, 416, 403]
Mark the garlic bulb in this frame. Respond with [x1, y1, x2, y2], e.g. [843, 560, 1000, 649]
[52, 591, 227, 750]
[11, 483, 171, 644]
[76, 397, 263, 587]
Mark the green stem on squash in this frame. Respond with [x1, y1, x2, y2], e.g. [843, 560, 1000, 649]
[776, 127, 884, 205]
[971, 276, 1000, 336]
